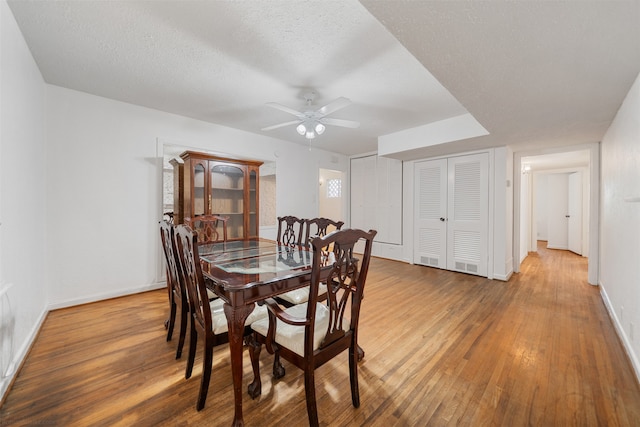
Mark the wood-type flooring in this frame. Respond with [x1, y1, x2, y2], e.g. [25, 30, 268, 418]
[1, 242, 639, 426]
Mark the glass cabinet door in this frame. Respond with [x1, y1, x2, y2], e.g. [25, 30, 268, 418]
[193, 162, 206, 217]
[210, 164, 244, 239]
[249, 169, 258, 237]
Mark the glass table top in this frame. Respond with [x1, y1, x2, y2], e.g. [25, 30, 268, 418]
[200, 242, 313, 279]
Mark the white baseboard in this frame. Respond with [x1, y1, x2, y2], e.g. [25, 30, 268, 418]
[371, 242, 404, 262]
[48, 282, 166, 311]
[493, 259, 514, 281]
[599, 282, 640, 384]
[493, 270, 513, 281]
[546, 244, 568, 250]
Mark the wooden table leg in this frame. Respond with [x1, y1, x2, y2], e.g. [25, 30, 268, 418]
[224, 302, 254, 427]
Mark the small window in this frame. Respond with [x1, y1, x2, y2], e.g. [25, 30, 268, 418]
[327, 179, 342, 198]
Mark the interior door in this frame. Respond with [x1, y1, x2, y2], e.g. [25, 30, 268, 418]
[568, 171, 582, 255]
[350, 155, 402, 247]
[446, 153, 489, 276]
[547, 173, 569, 250]
[413, 159, 447, 268]
[350, 156, 377, 232]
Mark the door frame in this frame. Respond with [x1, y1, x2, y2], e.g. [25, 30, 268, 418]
[513, 142, 599, 285]
[567, 171, 583, 255]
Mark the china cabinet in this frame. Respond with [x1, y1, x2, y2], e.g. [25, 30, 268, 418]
[172, 151, 262, 239]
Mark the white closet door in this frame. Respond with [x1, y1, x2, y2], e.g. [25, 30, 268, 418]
[350, 157, 366, 229]
[446, 153, 489, 276]
[376, 156, 403, 244]
[547, 173, 569, 250]
[351, 156, 377, 230]
[413, 159, 447, 268]
[351, 155, 402, 245]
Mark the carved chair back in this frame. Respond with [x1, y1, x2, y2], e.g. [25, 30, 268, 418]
[304, 217, 345, 248]
[184, 215, 229, 244]
[276, 215, 306, 247]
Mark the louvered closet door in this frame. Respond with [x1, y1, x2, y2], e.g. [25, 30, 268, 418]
[446, 153, 488, 276]
[414, 159, 447, 268]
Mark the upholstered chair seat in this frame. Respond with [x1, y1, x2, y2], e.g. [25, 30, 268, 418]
[274, 283, 327, 306]
[210, 298, 267, 335]
[250, 301, 351, 357]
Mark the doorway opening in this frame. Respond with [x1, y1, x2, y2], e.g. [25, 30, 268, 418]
[318, 168, 345, 224]
[515, 145, 598, 284]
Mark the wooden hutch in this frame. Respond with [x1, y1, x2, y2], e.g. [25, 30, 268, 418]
[171, 151, 262, 240]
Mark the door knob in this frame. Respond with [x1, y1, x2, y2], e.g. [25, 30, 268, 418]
[440, 217, 446, 222]
[565, 215, 570, 218]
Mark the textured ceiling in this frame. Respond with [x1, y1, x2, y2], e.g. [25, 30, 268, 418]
[7, 0, 640, 159]
[361, 0, 640, 159]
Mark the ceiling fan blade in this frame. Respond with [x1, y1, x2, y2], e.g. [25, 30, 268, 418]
[316, 97, 352, 117]
[261, 120, 301, 131]
[265, 102, 305, 118]
[320, 117, 360, 128]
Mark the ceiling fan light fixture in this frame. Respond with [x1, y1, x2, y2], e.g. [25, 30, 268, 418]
[263, 93, 358, 141]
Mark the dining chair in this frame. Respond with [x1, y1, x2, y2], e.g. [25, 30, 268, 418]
[247, 228, 377, 427]
[159, 220, 189, 360]
[276, 217, 345, 307]
[184, 215, 229, 244]
[276, 215, 306, 247]
[174, 224, 268, 411]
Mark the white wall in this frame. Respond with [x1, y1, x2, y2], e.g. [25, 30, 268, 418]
[0, 0, 49, 400]
[600, 71, 640, 379]
[519, 169, 531, 262]
[492, 146, 514, 281]
[45, 85, 348, 307]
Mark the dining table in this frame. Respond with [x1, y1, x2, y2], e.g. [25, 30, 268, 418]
[198, 238, 319, 427]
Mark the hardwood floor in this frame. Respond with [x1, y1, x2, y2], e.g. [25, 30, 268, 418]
[2, 243, 639, 426]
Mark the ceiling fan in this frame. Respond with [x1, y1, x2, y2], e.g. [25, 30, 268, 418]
[261, 92, 360, 140]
